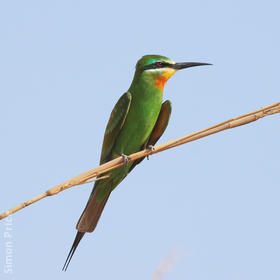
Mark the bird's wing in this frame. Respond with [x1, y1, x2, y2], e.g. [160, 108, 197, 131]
[129, 100, 172, 172]
[100, 91, 132, 164]
[76, 91, 132, 231]
[145, 100, 172, 147]
[75, 91, 132, 231]
[62, 92, 132, 271]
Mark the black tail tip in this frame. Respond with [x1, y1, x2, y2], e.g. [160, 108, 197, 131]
[62, 231, 85, 271]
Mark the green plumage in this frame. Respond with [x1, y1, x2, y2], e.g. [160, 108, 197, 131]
[63, 54, 210, 271]
[81, 55, 175, 206]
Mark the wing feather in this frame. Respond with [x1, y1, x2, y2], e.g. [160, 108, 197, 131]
[100, 92, 132, 164]
[129, 100, 172, 172]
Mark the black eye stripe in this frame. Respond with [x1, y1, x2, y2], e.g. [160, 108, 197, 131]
[155, 62, 163, 67]
[154, 62, 170, 68]
[143, 62, 172, 70]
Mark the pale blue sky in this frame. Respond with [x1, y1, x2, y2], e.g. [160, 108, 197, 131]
[1, 1, 279, 279]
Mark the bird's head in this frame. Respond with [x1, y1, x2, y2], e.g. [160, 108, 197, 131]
[135, 55, 211, 90]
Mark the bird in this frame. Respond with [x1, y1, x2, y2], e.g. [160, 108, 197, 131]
[62, 55, 211, 270]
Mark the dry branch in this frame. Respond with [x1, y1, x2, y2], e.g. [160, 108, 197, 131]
[0, 102, 279, 220]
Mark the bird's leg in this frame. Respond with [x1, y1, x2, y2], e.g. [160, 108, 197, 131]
[120, 153, 130, 165]
[147, 145, 155, 160]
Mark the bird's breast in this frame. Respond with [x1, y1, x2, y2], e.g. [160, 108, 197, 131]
[113, 91, 162, 155]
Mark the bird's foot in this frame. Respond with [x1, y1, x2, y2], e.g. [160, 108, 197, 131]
[147, 145, 155, 160]
[120, 153, 130, 165]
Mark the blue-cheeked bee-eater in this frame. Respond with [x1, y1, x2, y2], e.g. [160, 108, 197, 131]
[63, 55, 211, 270]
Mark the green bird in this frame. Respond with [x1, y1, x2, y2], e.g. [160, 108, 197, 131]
[63, 55, 210, 270]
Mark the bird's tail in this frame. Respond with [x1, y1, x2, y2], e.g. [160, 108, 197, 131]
[62, 188, 111, 271]
[76, 187, 111, 233]
[62, 231, 85, 271]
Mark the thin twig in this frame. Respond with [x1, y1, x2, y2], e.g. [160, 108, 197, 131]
[0, 102, 279, 220]
[151, 248, 181, 280]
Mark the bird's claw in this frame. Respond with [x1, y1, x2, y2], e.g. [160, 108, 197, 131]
[147, 145, 155, 160]
[148, 145, 155, 151]
[120, 153, 130, 165]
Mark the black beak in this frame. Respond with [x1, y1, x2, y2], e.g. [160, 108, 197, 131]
[172, 62, 212, 70]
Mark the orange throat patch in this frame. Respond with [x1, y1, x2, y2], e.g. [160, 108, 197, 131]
[155, 76, 168, 90]
[154, 69, 176, 90]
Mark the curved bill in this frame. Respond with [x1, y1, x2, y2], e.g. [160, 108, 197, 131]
[172, 62, 212, 70]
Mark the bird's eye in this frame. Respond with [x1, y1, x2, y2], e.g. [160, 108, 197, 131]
[154, 62, 163, 68]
